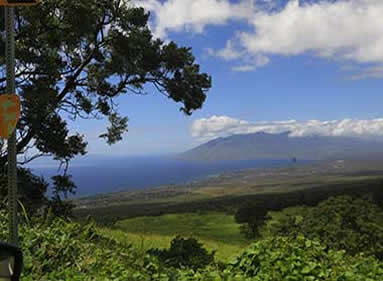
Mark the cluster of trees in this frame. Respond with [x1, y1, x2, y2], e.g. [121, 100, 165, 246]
[262, 195, 383, 260]
[235, 181, 383, 238]
[236, 193, 383, 261]
[0, 0, 211, 215]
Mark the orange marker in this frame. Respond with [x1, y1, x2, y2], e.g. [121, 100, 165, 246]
[0, 94, 20, 139]
[0, 0, 39, 6]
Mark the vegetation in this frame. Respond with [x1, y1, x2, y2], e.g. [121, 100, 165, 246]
[260, 195, 383, 260]
[234, 181, 383, 239]
[99, 212, 248, 262]
[147, 236, 215, 271]
[0, 165, 77, 218]
[230, 235, 383, 281]
[0, 0, 211, 207]
[0, 1, 381, 280]
[0, 166, 48, 215]
[1, 193, 383, 280]
[75, 175, 383, 224]
[113, 212, 247, 245]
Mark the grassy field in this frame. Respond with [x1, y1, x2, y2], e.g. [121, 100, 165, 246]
[77, 161, 383, 263]
[98, 212, 250, 262]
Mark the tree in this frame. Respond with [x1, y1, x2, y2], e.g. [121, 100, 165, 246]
[0, 165, 48, 215]
[0, 0, 212, 201]
[235, 201, 269, 238]
[147, 236, 215, 270]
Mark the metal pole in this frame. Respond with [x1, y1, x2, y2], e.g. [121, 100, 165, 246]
[5, 6, 18, 246]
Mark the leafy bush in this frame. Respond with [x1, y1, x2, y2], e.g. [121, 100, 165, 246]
[261, 195, 383, 260]
[229, 234, 383, 281]
[0, 211, 223, 280]
[0, 198, 383, 280]
[147, 236, 215, 270]
[0, 210, 149, 280]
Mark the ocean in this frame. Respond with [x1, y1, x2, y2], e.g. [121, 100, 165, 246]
[26, 156, 304, 198]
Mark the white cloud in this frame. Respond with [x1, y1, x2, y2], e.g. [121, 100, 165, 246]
[133, 0, 255, 39]
[207, 39, 269, 71]
[346, 66, 383, 80]
[133, 0, 383, 76]
[253, 54, 270, 66]
[239, 0, 383, 65]
[232, 65, 257, 72]
[214, 40, 243, 61]
[207, 38, 270, 71]
[339, 64, 357, 72]
[191, 115, 383, 141]
[231, 53, 270, 71]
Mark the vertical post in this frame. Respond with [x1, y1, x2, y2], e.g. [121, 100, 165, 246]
[5, 6, 18, 246]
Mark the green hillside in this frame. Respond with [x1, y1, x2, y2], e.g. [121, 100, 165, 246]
[2, 194, 383, 280]
[100, 212, 249, 262]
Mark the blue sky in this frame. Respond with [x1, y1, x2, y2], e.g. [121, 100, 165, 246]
[28, 0, 383, 164]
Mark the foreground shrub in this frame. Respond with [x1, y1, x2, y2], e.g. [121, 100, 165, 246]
[0, 208, 382, 280]
[0, 211, 149, 280]
[228, 234, 383, 281]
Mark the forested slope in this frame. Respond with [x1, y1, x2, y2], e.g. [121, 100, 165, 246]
[2, 194, 383, 280]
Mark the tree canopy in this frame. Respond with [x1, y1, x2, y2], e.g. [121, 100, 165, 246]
[0, 0, 212, 201]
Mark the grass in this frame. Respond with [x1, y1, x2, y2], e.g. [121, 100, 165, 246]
[98, 211, 250, 262]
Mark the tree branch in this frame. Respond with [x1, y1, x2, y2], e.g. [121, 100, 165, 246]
[17, 152, 52, 165]
[0, 129, 36, 167]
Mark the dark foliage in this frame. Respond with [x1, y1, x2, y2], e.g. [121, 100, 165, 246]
[261, 195, 383, 260]
[76, 177, 383, 225]
[375, 180, 383, 208]
[0, 165, 48, 215]
[45, 198, 76, 219]
[234, 178, 383, 239]
[147, 236, 215, 270]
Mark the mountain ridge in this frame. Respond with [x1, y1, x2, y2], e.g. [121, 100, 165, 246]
[179, 131, 383, 161]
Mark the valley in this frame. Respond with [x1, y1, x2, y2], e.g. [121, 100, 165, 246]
[73, 159, 383, 220]
[71, 159, 383, 266]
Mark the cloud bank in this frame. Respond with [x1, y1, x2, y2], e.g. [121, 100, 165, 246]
[133, 0, 255, 38]
[191, 115, 383, 141]
[238, 0, 383, 64]
[133, 0, 383, 76]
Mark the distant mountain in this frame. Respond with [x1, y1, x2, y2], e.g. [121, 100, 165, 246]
[179, 132, 383, 161]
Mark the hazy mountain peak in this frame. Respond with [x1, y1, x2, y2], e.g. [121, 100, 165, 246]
[180, 132, 383, 161]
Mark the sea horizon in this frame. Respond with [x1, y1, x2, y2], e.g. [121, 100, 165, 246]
[26, 155, 307, 198]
